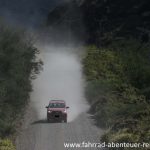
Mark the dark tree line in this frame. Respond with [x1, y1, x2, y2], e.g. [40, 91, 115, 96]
[81, 0, 150, 45]
[0, 23, 42, 138]
[81, 0, 150, 145]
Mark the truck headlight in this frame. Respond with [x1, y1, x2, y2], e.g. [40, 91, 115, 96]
[63, 110, 67, 113]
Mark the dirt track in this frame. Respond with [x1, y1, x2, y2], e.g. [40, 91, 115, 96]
[16, 112, 104, 150]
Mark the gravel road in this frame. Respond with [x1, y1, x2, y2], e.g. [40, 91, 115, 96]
[16, 112, 104, 150]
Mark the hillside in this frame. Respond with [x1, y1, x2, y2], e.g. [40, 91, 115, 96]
[81, 0, 150, 45]
[81, 0, 150, 145]
[47, 0, 150, 45]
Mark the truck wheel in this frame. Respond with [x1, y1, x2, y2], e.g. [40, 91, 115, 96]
[47, 118, 51, 123]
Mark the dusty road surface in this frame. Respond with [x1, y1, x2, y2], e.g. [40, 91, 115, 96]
[16, 112, 104, 150]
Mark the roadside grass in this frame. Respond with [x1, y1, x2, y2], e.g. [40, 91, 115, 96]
[0, 139, 16, 150]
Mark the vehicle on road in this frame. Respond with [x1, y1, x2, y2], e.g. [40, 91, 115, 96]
[46, 100, 69, 123]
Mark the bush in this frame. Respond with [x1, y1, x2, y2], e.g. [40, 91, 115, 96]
[83, 40, 150, 143]
[0, 23, 42, 137]
[0, 139, 15, 150]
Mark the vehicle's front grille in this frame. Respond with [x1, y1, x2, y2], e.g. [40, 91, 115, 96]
[51, 111, 62, 118]
[52, 111, 62, 114]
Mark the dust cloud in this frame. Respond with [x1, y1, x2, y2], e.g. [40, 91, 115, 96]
[31, 45, 89, 122]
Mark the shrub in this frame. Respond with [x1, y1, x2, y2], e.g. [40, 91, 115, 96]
[0, 139, 15, 150]
[0, 23, 42, 137]
[83, 40, 150, 143]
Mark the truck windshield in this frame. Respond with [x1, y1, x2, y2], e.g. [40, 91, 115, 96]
[49, 103, 65, 108]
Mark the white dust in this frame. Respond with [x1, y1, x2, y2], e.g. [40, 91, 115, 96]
[31, 46, 89, 122]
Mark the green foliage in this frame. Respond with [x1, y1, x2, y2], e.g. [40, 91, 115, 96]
[82, 0, 150, 146]
[83, 40, 150, 143]
[0, 139, 15, 150]
[0, 23, 42, 138]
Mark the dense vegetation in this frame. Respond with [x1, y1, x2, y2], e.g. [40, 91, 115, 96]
[81, 0, 150, 147]
[83, 41, 150, 145]
[0, 139, 15, 150]
[0, 23, 42, 148]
